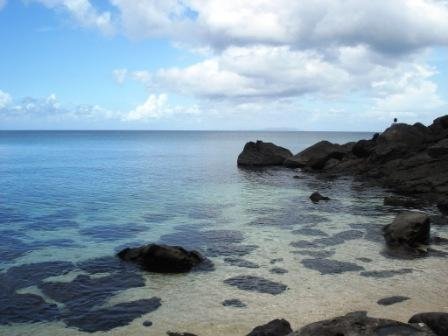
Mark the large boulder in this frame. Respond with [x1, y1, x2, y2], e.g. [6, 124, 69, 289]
[290, 311, 435, 336]
[246, 319, 292, 336]
[237, 141, 292, 167]
[284, 141, 347, 169]
[374, 123, 429, 161]
[409, 313, 448, 336]
[117, 244, 207, 273]
[383, 211, 431, 252]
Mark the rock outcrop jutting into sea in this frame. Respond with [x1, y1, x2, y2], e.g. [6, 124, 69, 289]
[238, 115, 448, 202]
[237, 140, 293, 167]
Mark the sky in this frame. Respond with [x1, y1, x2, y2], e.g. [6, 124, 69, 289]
[0, 0, 447, 131]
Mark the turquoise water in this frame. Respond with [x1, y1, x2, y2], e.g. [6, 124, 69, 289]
[1, 131, 447, 336]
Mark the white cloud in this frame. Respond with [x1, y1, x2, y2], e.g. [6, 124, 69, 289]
[0, 89, 12, 109]
[113, 68, 128, 84]
[32, 0, 114, 35]
[124, 94, 200, 121]
[108, 0, 448, 54]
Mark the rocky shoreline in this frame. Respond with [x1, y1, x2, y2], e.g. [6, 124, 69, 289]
[232, 115, 448, 336]
[238, 115, 448, 206]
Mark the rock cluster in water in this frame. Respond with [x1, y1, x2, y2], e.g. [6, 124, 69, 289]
[238, 115, 448, 201]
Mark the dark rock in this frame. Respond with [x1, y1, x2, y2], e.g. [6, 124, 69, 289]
[291, 311, 434, 336]
[377, 296, 410, 306]
[0, 292, 60, 325]
[409, 313, 448, 336]
[437, 201, 448, 216]
[247, 319, 292, 336]
[384, 196, 421, 208]
[309, 192, 330, 203]
[301, 258, 364, 274]
[224, 275, 287, 295]
[270, 267, 288, 274]
[353, 139, 376, 158]
[143, 320, 153, 327]
[224, 257, 259, 269]
[383, 212, 431, 253]
[167, 333, 199, 336]
[117, 244, 209, 273]
[237, 141, 292, 167]
[222, 299, 246, 308]
[63, 298, 161, 332]
[284, 141, 348, 169]
[360, 268, 413, 278]
[428, 139, 448, 158]
[356, 257, 372, 263]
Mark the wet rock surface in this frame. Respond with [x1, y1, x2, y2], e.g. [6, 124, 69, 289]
[383, 212, 431, 256]
[246, 318, 292, 336]
[270, 267, 288, 274]
[224, 275, 287, 295]
[409, 313, 448, 336]
[237, 140, 292, 167]
[117, 243, 210, 273]
[290, 311, 435, 336]
[309, 191, 330, 203]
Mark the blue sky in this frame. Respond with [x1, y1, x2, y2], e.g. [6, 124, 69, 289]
[0, 0, 447, 131]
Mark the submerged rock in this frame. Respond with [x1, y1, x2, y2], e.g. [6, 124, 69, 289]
[290, 311, 434, 336]
[409, 313, 448, 336]
[309, 192, 330, 203]
[224, 275, 287, 295]
[237, 140, 292, 167]
[246, 319, 292, 336]
[377, 296, 410, 306]
[301, 258, 364, 274]
[383, 212, 431, 255]
[117, 243, 209, 273]
[222, 299, 246, 308]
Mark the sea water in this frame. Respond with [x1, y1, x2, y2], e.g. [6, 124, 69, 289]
[1, 131, 447, 336]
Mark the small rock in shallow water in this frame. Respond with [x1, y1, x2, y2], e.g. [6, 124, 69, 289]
[143, 320, 153, 327]
[117, 243, 209, 273]
[270, 267, 288, 274]
[301, 258, 364, 274]
[224, 257, 259, 269]
[409, 312, 448, 336]
[383, 211, 431, 256]
[247, 318, 292, 336]
[222, 299, 246, 308]
[309, 192, 330, 203]
[356, 257, 373, 263]
[377, 296, 410, 306]
[224, 275, 287, 295]
[270, 258, 283, 264]
[167, 332, 199, 336]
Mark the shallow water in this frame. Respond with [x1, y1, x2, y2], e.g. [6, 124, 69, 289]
[1, 131, 447, 336]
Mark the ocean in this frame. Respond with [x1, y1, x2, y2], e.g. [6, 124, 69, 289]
[1, 131, 447, 336]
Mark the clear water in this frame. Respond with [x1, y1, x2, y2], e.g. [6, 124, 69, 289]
[1, 131, 447, 336]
